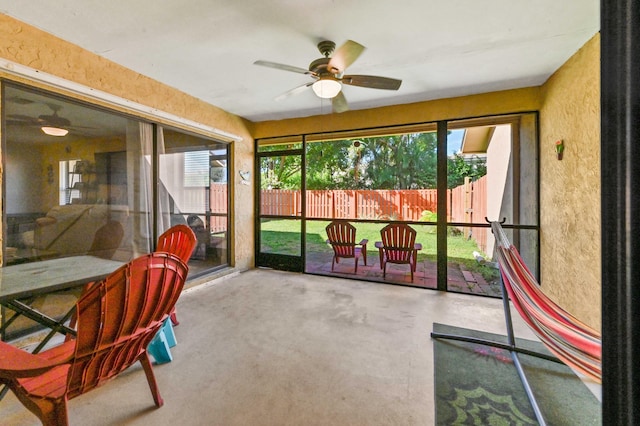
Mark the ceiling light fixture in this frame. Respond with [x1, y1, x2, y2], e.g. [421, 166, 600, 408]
[312, 77, 342, 99]
[41, 126, 69, 137]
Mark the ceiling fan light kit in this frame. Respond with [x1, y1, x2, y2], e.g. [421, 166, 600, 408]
[41, 126, 69, 136]
[312, 77, 342, 99]
[254, 39, 402, 113]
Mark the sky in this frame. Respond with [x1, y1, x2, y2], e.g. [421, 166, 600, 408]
[448, 129, 465, 156]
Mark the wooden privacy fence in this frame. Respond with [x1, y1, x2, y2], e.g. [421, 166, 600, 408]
[262, 189, 438, 220]
[208, 183, 228, 233]
[447, 175, 488, 253]
[261, 175, 489, 252]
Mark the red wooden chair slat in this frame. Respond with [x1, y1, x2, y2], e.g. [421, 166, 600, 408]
[157, 224, 197, 264]
[156, 224, 197, 325]
[0, 253, 189, 426]
[325, 221, 368, 273]
[377, 224, 420, 281]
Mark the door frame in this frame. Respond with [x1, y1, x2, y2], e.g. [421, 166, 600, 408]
[254, 139, 306, 272]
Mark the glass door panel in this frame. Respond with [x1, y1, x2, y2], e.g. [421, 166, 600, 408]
[159, 129, 230, 275]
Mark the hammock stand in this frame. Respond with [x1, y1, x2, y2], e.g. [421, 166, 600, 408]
[431, 220, 601, 426]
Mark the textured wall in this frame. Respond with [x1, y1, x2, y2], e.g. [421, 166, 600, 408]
[539, 34, 601, 330]
[0, 14, 255, 270]
[253, 87, 541, 138]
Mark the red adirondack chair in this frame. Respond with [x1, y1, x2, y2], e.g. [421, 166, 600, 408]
[157, 224, 197, 325]
[376, 223, 421, 281]
[0, 253, 189, 426]
[325, 220, 368, 273]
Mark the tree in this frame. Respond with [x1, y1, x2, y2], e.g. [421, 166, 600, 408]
[259, 154, 302, 189]
[262, 132, 486, 191]
[305, 140, 354, 189]
[446, 154, 487, 189]
[353, 133, 438, 189]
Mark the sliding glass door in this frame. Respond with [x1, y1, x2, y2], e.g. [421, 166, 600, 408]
[158, 128, 230, 275]
[2, 82, 230, 274]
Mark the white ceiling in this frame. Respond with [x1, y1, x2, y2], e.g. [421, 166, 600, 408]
[0, 1, 599, 122]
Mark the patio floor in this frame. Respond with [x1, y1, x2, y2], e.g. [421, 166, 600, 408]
[305, 251, 501, 297]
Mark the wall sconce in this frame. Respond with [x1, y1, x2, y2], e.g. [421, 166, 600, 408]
[555, 140, 565, 160]
[239, 170, 250, 186]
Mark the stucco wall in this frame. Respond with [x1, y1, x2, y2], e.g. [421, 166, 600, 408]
[0, 14, 255, 270]
[539, 34, 601, 330]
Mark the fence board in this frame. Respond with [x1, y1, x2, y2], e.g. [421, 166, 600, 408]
[260, 179, 488, 252]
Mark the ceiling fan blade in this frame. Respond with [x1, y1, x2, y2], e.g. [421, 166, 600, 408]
[327, 40, 365, 74]
[342, 75, 402, 90]
[254, 60, 313, 75]
[7, 114, 38, 123]
[332, 91, 349, 113]
[275, 82, 314, 101]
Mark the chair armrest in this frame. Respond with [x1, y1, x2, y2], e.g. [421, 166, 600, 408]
[414, 243, 423, 251]
[374, 242, 383, 249]
[0, 341, 71, 379]
[358, 239, 368, 246]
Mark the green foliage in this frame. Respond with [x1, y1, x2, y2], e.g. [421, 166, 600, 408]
[259, 154, 302, 189]
[419, 210, 438, 222]
[305, 140, 355, 189]
[447, 153, 487, 189]
[357, 133, 437, 189]
[262, 132, 487, 192]
[306, 133, 438, 190]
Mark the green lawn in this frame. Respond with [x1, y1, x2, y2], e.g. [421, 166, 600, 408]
[260, 219, 499, 280]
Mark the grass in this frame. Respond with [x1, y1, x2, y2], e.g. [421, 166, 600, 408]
[260, 219, 499, 280]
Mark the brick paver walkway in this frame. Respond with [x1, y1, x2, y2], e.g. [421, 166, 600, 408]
[305, 251, 501, 297]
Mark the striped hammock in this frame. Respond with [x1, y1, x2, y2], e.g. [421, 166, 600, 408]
[491, 222, 602, 383]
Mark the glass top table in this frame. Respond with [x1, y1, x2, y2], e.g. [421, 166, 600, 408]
[0, 255, 125, 400]
[0, 255, 124, 303]
[0, 255, 124, 350]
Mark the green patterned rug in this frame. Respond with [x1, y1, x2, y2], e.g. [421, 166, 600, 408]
[433, 323, 601, 425]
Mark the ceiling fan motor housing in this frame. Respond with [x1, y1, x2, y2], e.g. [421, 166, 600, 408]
[309, 57, 332, 76]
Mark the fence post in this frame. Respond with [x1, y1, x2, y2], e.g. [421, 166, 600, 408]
[464, 177, 471, 237]
[354, 191, 358, 220]
[330, 191, 334, 219]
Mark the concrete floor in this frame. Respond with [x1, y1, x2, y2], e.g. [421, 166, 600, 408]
[2, 269, 559, 425]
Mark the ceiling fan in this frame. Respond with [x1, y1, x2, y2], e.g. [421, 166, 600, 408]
[7, 103, 93, 136]
[254, 40, 402, 113]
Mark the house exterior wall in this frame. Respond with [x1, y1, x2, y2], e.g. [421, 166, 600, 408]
[484, 124, 512, 257]
[0, 14, 255, 271]
[539, 33, 601, 330]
